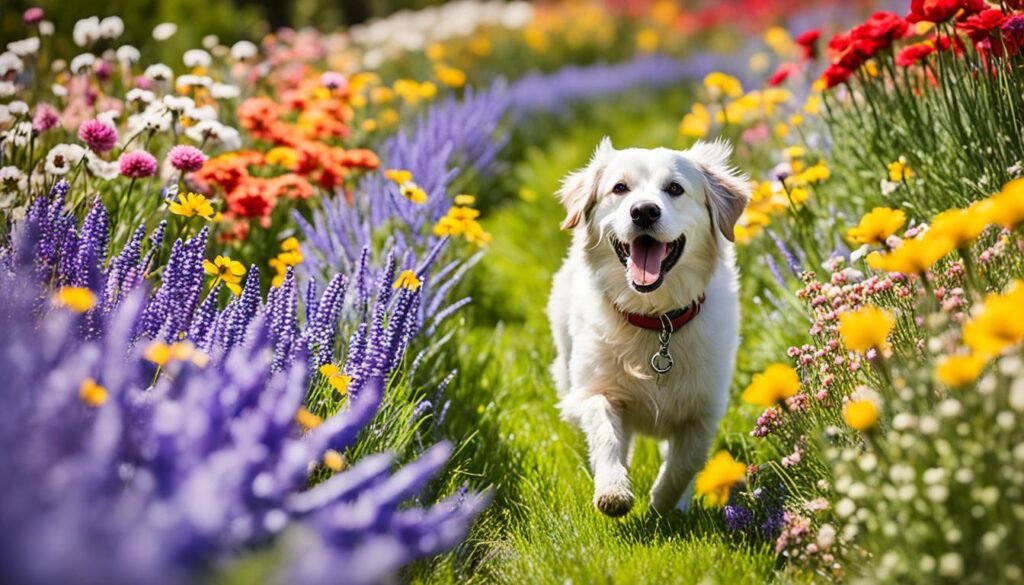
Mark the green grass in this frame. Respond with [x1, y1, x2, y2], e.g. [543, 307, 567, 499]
[408, 97, 804, 584]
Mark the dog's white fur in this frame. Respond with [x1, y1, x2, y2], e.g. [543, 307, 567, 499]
[547, 138, 750, 517]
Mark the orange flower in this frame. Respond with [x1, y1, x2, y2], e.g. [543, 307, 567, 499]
[272, 173, 315, 200]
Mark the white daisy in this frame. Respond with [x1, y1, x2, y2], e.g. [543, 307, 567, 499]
[45, 144, 86, 175]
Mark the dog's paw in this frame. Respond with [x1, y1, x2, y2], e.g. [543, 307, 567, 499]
[594, 485, 634, 518]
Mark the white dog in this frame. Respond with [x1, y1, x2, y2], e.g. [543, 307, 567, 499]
[547, 138, 749, 517]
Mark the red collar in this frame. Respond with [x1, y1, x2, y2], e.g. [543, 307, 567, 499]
[621, 294, 706, 331]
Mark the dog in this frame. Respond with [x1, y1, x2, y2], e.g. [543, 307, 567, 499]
[547, 137, 749, 517]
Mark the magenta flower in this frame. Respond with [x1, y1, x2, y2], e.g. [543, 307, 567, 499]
[23, 7, 44, 25]
[32, 103, 59, 135]
[78, 119, 118, 153]
[167, 145, 206, 173]
[119, 150, 158, 179]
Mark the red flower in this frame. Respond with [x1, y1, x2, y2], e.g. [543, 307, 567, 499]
[767, 63, 799, 86]
[957, 8, 1008, 42]
[907, 0, 985, 24]
[796, 29, 821, 60]
[227, 180, 274, 220]
[852, 12, 910, 49]
[821, 63, 854, 89]
[896, 41, 938, 67]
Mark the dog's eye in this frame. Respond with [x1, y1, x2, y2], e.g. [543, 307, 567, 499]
[665, 182, 684, 197]
[612, 182, 629, 194]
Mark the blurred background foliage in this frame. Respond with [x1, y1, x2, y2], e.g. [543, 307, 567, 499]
[1, 0, 453, 61]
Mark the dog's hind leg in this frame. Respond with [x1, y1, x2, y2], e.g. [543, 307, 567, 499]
[649, 421, 716, 515]
[577, 393, 634, 517]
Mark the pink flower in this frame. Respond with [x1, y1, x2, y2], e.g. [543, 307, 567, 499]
[167, 145, 206, 173]
[78, 119, 118, 153]
[23, 7, 44, 25]
[119, 150, 158, 178]
[321, 71, 348, 90]
[32, 103, 59, 134]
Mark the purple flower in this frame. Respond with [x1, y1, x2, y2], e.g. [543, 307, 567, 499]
[167, 145, 206, 173]
[23, 7, 43, 25]
[32, 103, 59, 134]
[78, 119, 118, 153]
[119, 150, 158, 178]
[724, 504, 755, 532]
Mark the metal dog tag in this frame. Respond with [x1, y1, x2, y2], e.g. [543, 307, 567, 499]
[652, 314, 675, 374]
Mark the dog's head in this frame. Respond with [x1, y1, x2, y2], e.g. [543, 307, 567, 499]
[559, 137, 749, 301]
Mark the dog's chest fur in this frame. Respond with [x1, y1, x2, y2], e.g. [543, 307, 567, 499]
[550, 245, 738, 438]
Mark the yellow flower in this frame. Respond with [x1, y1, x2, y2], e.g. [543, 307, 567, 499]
[680, 103, 711, 138]
[935, 354, 987, 387]
[843, 399, 880, 431]
[703, 72, 743, 99]
[867, 236, 952, 274]
[265, 146, 299, 170]
[636, 27, 659, 52]
[847, 207, 906, 245]
[168, 192, 215, 220]
[801, 162, 831, 183]
[764, 26, 794, 56]
[400, 182, 428, 204]
[963, 282, 1024, 357]
[695, 451, 747, 507]
[888, 157, 914, 182]
[360, 118, 378, 132]
[319, 363, 352, 395]
[988, 179, 1024, 230]
[469, 34, 492, 57]
[454, 194, 476, 206]
[323, 449, 347, 472]
[929, 208, 988, 249]
[144, 341, 199, 368]
[79, 378, 108, 407]
[426, 42, 445, 61]
[203, 255, 246, 295]
[838, 305, 895, 353]
[393, 270, 422, 291]
[384, 169, 413, 184]
[370, 86, 394, 104]
[53, 287, 97, 313]
[804, 93, 822, 115]
[741, 363, 800, 407]
[296, 407, 323, 430]
[434, 64, 466, 88]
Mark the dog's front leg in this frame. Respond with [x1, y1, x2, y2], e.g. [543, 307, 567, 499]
[650, 422, 715, 515]
[578, 393, 634, 517]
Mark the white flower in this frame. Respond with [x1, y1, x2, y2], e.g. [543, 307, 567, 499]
[184, 104, 216, 122]
[51, 83, 68, 97]
[211, 83, 240, 100]
[0, 166, 27, 194]
[86, 152, 119, 181]
[39, 21, 55, 37]
[152, 23, 178, 41]
[7, 37, 40, 56]
[937, 398, 962, 418]
[96, 110, 120, 126]
[0, 105, 9, 126]
[0, 52, 24, 76]
[183, 49, 212, 68]
[126, 88, 155, 104]
[835, 498, 855, 518]
[202, 35, 219, 49]
[73, 17, 101, 47]
[9, 101, 28, 116]
[175, 74, 212, 89]
[99, 16, 124, 40]
[162, 95, 194, 113]
[185, 120, 239, 149]
[0, 81, 15, 98]
[230, 40, 258, 61]
[880, 179, 900, 196]
[116, 45, 141, 64]
[938, 553, 963, 578]
[144, 63, 173, 82]
[816, 523, 836, 550]
[45, 144, 86, 175]
[69, 53, 96, 75]
[5, 121, 31, 147]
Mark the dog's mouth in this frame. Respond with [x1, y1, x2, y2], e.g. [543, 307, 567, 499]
[610, 233, 686, 293]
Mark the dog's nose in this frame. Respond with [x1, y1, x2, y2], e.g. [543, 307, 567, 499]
[630, 202, 661, 228]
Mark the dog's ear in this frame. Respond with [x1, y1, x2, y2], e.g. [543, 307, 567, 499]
[686, 140, 750, 242]
[559, 137, 614, 230]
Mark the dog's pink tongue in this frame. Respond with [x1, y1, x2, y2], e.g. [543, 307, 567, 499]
[628, 239, 668, 285]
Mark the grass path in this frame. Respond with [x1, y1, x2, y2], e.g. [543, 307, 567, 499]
[415, 99, 789, 584]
